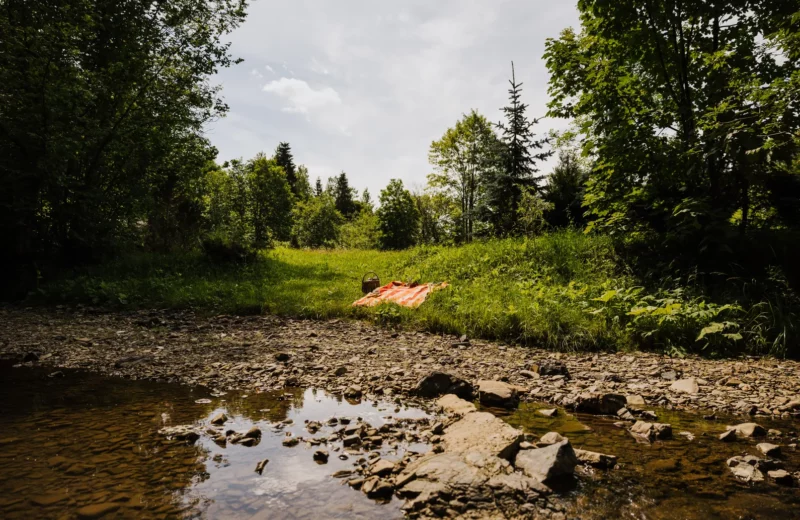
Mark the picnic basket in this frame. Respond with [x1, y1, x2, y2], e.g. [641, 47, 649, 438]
[361, 272, 381, 294]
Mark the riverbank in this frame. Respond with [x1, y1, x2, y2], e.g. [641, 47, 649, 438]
[2, 306, 798, 418]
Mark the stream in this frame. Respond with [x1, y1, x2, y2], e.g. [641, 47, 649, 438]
[0, 361, 797, 519]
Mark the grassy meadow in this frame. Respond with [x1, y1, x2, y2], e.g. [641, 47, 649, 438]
[36, 230, 795, 357]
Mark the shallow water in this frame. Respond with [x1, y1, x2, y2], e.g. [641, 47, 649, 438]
[0, 361, 428, 519]
[497, 403, 800, 519]
[1, 361, 798, 520]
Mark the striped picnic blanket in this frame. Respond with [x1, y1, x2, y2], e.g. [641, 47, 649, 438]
[352, 281, 448, 308]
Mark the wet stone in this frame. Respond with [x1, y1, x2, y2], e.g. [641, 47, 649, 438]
[76, 503, 120, 519]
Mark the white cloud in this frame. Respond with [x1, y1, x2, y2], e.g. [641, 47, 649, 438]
[265, 65, 274, 73]
[250, 68, 263, 79]
[262, 77, 342, 114]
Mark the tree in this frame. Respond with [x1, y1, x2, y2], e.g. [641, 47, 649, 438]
[377, 179, 419, 250]
[314, 177, 324, 197]
[517, 188, 553, 237]
[544, 148, 589, 228]
[294, 165, 313, 201]
[274, 142, 298, 196]
[248, 154, 293, 246]
[413, 191, 448, 245]
[338, 210, 381, 249]
[544, 0, 797, 244]
[428, 110, 502, 243]
[292, 195, 343, 248]
[488, 62, 551, 235]
[333, 172, 357, 219]
[0, 0, 247, 295]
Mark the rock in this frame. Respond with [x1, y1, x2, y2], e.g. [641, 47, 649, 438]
[727, 456, 765, 482]
[76, 503, 120, 519]
[255, 459, 269, 474]
[396, 451, 548, 514]
[538, 408, 558, 418]
[617, 407, 636, 421]
[365, 479, 394, 498]
[515, 440, 578, 482]
[282, 437, 299, 447]
[777, 399, 800, 412]
[670, 378, 699, 394]
[22, 352, 39, 362]
[343, 385, 362, 399]
[661, 370, 678, 381]
[332, 469, 353, 478]
[477, 380, 519, 408]
[626, 395, 647, 408]
[158, 425, 200, 443]
[412, 371, 474, 399]
[757, 443, 781, 457]
[210, 412, 227, 426]
[48, 371, 64, 378]
[767, 469, 793, 485]
[244, 426, 261, 439]
[274, 352, 291, 362]
[718, 429, 737, 442]
[575, 393, 627, 415]
[574, 449, 617, 469]
[539, 432, 566, 446]
[629, 421, 672, 441]
[436, 394, 476, 416]
[371, 459, 395, 476]
[441, 411, 523, 460]
[333, 366, 347, 376]
[537, 361, 570, 377]
[728, 422, 766, 438]
[520, 370, 539, 379]
[343, 434, 361, 447]
[313, 450, 329, 463]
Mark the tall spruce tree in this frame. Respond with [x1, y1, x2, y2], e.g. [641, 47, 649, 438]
[274, 142, 297, 196]
[333, 172, 357, 218]
[314, 177, 324, 197]
[488, 62, 551, 235]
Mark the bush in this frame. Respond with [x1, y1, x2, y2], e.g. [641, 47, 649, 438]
[201, 236, 256, 264]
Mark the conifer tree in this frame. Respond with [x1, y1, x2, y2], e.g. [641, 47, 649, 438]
[333, 172, 357, 218]
[487, 62, 551, 235]
[274, 142, 297, 196]
[314, 177, 323, 197]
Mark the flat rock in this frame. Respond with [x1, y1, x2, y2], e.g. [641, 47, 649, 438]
[670, 378, 699, 394]
[630, 421, 672, 441]
[371, 459, 395, 476]
[436, 394, 476, 416]
[76, 503, 120, 519]
[158, 425, 200, 443]
[757, 443, 781, 457]
[718, 429, 737, 442]
[343, 385, 362, 399]
[515, 440, 578, 482]
[412, 371, 474, 399]
[728, 422, 766, 438]
[441, 411, 522, 460]
[575, 393, 627, 415]
[767, 469, 793, 485]
[575, 449, 617, 469]
[209, 412, 227, 426]
[727, 456, 765, 482]
[477, 380, 519, 408]
[626, 395, 646, 408]
[538, 408, 558, 417]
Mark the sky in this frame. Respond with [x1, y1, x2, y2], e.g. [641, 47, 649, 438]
[205, 0, 581, 198]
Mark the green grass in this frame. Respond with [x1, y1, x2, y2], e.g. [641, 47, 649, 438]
[34, 229, 796, 356]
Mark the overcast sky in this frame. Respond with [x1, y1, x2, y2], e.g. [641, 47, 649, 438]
[206, 0, 580, 198]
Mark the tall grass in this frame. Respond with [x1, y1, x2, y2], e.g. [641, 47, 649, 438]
[35, 229, 798, 357]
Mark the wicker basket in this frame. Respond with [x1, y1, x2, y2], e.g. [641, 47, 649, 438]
[361, 272, 381, 294]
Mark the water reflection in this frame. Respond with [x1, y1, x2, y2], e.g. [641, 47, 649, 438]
[0, 362, 427, 519]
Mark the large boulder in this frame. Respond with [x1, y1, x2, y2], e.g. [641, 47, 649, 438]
[575, 393, 627, 415]
[629, 421, 672, 441]
[412, 371, 474, 399]
[669, 378, 699, 394]
[395, 451, 548, 517]
[477, 380, 519, 409]
[436, 394, 477, 416]
[515, 440, 578, 483]
[441, 411, 523, 460]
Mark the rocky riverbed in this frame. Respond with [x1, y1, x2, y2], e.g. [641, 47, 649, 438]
[2, 306, 799, 419]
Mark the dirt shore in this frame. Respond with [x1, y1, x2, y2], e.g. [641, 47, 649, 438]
[1, 306, 798, 418]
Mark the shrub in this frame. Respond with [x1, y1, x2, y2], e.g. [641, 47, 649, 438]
[201, 236, 256, 264]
